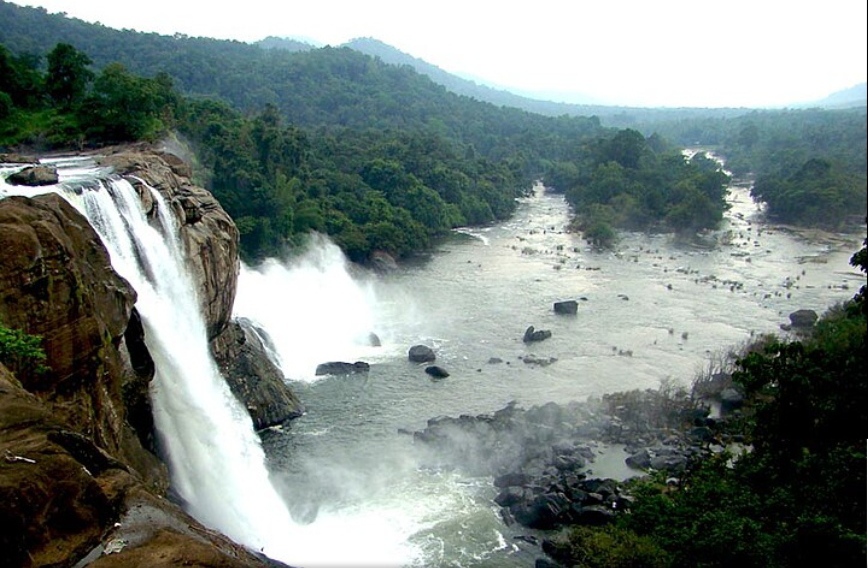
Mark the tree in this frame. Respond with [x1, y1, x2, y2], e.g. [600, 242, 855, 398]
[78, 62, 173, 142]
[45, 43, 93, 108]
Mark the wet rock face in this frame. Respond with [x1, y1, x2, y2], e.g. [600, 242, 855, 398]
[0, 365, 281, 568]
[211, 319, 305, 430]
[99, 150, 239, 341]
[0, 195, 152, 460]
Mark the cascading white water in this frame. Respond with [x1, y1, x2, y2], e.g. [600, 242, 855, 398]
[1, 166, 298, 561]
[235, 234, 397, 381]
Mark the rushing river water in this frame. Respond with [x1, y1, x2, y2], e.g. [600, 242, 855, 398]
[235, 179, 864, 567]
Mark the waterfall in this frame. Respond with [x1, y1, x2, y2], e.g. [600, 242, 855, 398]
[3, 162, 433, 567]
[234, 234, 387, 382]
[1, 167, 297, 561]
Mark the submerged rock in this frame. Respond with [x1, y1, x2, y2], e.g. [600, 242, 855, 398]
[315, 361, 371, 376]
[425, 365, 450, 379]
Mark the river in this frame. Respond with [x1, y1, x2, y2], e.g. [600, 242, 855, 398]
[234, 178, 864, 567]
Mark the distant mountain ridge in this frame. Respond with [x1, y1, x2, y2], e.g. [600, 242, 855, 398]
[327, 36, 867, 120]
[331, 37, 760, 125]
[809, 83, 867, 109]
[256, 36, 316, 53]
[341, 37, 599, 110]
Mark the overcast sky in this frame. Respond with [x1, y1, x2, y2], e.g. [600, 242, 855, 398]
[10, 0, 868, 108]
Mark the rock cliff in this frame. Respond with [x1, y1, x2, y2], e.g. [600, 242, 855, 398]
[0, 147, 299, 567]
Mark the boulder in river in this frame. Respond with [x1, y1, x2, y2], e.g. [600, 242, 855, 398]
[6, 165, 59, 186]
[788, 309, 818, 328]
[553, 300, 578, 315]
[315, 361, 370, 376]
[523, 326, 552, 343]
[409, 344, 436, 363]
[366, 332, 382, 347]
[425, 365, 450, 379]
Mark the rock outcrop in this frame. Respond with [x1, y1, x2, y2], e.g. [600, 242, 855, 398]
[5, 165, 59, 186]
[212, 319, 305, 429]
[0, 194, 163, 482]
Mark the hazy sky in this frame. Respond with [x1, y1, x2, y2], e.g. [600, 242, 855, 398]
[10, 0, 868, 108]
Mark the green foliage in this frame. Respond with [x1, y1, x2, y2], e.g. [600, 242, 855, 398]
[1, 41, 176, 149]
[0, 323, 49, 380]
[635, 107, 867, 229]
[552, 131, 731, 243]
[45, 42, 93, 109]
[751, 157, 866, 228]
[78, 63, 177, 143]
[549, 525, 670, 568]
[0, 43, 43, 108]
[621, 456, 780, 567]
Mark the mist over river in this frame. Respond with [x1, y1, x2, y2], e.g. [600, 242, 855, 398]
[234, 180, 864, 567]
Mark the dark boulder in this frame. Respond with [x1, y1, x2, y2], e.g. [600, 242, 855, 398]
[425, 365, 450, 379]
[789, 309, 818, 328]
[573, 504, 615, 526]
[553, 300, 578, 315]
[523, 326, 552, 343]
[494, 486, 528, 508]
[494, 472, 533, 488]
[409, 344, 436, 363]
[512, 492, 571, 530]
[315, 361, 370, 376]
[625, 448, 652, 470]
[649, 454, 689, 473]
[719, 386, 744, 413]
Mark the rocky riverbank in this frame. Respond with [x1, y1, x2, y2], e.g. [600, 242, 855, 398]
[410, 380, 742, 564]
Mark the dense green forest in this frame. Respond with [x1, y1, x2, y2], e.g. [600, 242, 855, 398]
[543, 130, 732, 246]
[636, 108, 867, 228]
